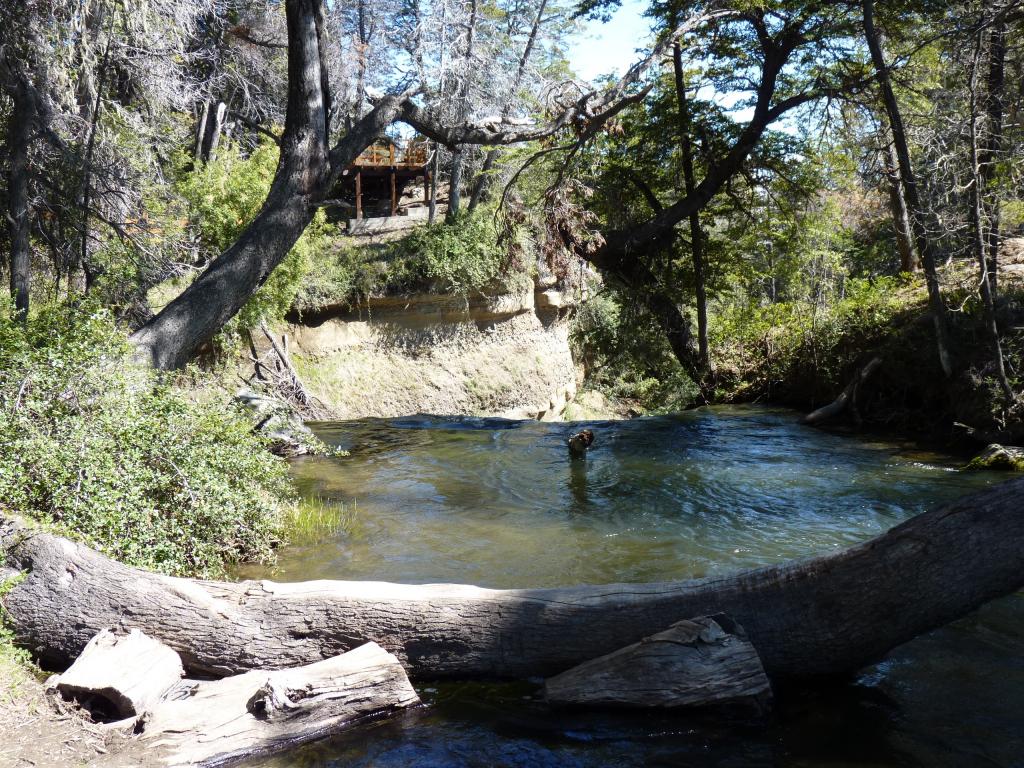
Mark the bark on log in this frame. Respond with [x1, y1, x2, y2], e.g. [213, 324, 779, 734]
[100, 642, 419, 768]
[51, 629, 183, 719]
[544, 615, 771, 712]
[3, 479, 1024, 682]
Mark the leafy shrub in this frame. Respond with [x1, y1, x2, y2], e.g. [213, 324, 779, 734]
[710, 274, 912, 400]
[570, 288, 698, 413]
[389, 212, 516, 294]
[294, 211, 523, 313]
[0, 298, 295, 577]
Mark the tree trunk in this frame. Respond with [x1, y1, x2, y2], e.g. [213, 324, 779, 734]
[544, 615, 771, 712]
[5, 77, 34, 319]
[673, 41, 709, 374]
[445, 0, 479, 222]
[198, 100, 227, 163]
[52, 629, 184, 719]
[882, 133, 918, 272]
[981, 11, 1006, 295]
[4, 480, 1024, 682]
[804, 356, 883, 425]
[862, 0, 954, 378]
[193, 99, 210, 162]
[967, 38, 1014, 405]
[129, 0, 399, 370]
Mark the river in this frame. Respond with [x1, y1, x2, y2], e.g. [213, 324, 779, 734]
[239, 405, 1024, 768]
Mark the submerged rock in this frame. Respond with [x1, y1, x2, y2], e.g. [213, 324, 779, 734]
[964, 443, 1024, 472]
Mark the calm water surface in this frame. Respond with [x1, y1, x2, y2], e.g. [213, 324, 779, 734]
[241, 406, 1024, 768]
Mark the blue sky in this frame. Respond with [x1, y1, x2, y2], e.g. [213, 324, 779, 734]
[567, 3, 757, 123]
[567, 0, 654, 83]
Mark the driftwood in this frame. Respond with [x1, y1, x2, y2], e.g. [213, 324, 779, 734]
[804, 356, 883, 425]
[3, 479, 1024, 682]
[50, 629, 183, 719]
[544, 615, 771, 712]
[91, 641, 418, 768]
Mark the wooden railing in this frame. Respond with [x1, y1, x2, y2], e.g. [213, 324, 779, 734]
[353, 142, 428, 168]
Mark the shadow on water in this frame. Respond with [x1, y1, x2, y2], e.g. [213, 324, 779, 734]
[237, 405, 1024, 768]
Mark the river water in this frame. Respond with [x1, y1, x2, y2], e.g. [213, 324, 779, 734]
[241, 406, 1024, 768]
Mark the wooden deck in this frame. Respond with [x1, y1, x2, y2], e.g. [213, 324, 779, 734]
[352, 142, 428, 169]
[341, 140, 430, 220]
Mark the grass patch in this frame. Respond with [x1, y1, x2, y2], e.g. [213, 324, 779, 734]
[282, 496, 356, 545]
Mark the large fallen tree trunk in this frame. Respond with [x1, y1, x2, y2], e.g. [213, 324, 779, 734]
[3, 479, 1024, 681]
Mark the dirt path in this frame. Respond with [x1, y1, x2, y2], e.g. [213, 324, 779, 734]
[0, 658, 114, 768]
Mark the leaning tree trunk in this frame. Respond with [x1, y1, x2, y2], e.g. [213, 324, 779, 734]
[882, 132, 918, 272]
[4, 480, 1023, 681]
[129, 0, 397, 370]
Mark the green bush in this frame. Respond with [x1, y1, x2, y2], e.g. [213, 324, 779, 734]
[0, 298, 295, 577]
[570, 288, 698, 413]
[294, 211, 523, 313]
[388, 212, 515, 294]
[710, 274, 911, 399]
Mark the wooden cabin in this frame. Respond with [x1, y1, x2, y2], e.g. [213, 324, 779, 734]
[338, 138, 431, 221]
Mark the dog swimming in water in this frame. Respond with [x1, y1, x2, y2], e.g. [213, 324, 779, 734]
[568, 429, 595, 458]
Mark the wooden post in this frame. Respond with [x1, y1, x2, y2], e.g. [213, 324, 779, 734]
[423, 171, 430, 204]
[390, 169, 398, 217]
[355, 170, 362, 220]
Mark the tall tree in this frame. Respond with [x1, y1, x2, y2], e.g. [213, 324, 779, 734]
[467, 0, 550, 212]
[445, 0, 480, 221]
[862, 0, 954, 377]
[671, 25, 708, 372]
[567, 2, 866, 378]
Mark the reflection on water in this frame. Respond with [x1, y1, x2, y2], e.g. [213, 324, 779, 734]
[239, 405, 1024, 768]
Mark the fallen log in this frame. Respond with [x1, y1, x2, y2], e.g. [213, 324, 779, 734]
[544, 615, 771, 712]
[50, 629, 183, 720]
[804, 356, 883, 425]
[3, 479, 1024, 682]
[99, 641, 419, 767]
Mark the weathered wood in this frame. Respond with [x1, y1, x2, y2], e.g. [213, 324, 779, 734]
[3, 479, 1024, 682]
[101, 642, 419, 768]
[805, 356, 883, 425]
[544, 615, 771, 712]
[51, 629, 183, 719]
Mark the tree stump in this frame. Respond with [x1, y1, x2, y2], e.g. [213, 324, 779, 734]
[544, 615, 772, 713]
